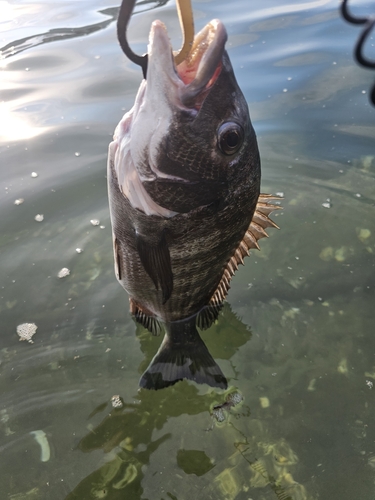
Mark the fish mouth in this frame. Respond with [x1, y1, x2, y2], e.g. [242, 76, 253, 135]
[148, 19, 227, 107]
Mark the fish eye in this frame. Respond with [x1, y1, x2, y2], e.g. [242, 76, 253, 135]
[218, 122, 244, 155]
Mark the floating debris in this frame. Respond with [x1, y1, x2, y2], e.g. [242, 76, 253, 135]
[334, 247, 346, 262]
[337, 358, 348, 375]
[281, 307, 300, 323]
[9, 487, 40, 500]
[209, 391, 244, 427]
[90, 219, 100, 226]
[322, 200, 331, 209]
[74, 152, 81, 157]
[119, 436, 133, 451]
[75, 248, 83, 254]
[17, 323, 37, 343]
[30, 430, 50, 462]
[319, 246, 334, 261]
[335, 246, 353, 262]
[99, 225, 105, 229]
[212, 407, 226, 423]
[366, 380, 373, 389]
[361, 155, 374, 172]
[34, 214, 44, 222]
[320, 245, 353, 262]
[14, 198, 24, 205]
[259, 396, 270, 408]
[214, 467, 241, 498]
[250, 459, 269, 488]
[113, 463, 138, 489]
[31, 172, 38, 178]
[307, 378, 316, 391]
[357, 228, 371, 243]
[111, 395, 123, 409]
[58, 268, 70, 279]
[226, 392, 243, 406]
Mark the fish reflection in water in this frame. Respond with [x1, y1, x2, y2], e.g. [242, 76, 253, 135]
[108, 0, 280, 390]
[65, 304, 252, 500]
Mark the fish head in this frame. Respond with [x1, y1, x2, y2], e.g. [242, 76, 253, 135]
[112, 18, 260, 215]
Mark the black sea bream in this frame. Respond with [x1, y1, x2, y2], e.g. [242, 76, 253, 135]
[108, 18, 279, 389]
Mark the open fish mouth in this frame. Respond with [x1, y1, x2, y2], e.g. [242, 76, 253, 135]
[110, 18, 230, 218]
[148, 18, 227, 107]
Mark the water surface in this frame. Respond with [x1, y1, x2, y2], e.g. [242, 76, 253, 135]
[1, 1, 375, 499]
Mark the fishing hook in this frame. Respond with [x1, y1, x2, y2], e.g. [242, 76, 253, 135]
[355, 18, 375, 69]
[117, 0, 148, 78]
[117, 0, 195, 79]
[340, 0, 368, 25]
[340, 0, 375, 106]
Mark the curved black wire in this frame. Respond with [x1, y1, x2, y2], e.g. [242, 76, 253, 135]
[117, 0, 148, 78]
[341, 0, 375, 106]
[355, 19, 375, 69]
[341, 0, 368, 25]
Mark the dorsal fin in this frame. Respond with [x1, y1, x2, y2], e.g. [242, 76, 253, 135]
[129, 298, 162, 336]
[208, 194, 282, 309]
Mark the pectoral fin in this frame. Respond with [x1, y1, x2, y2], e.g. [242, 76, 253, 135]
[136, 229, 173, 304]
[114, 237, 122, 281]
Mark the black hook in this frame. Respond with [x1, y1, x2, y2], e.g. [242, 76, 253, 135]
[340, 0, 375, 106]
[340, 0, 368, 25]
[355, 18, 375, 69]
[117, 0, 148, 79]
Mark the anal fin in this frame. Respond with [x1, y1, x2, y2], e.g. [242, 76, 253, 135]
[130, 298, 162, 336]
[196, 303, 224, 330]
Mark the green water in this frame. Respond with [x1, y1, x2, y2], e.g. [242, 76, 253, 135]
[1, 0, 375, 499]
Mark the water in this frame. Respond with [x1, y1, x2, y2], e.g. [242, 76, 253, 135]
[1, 0, 375, 498]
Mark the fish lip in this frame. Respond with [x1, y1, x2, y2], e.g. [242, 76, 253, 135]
[148, 19, 227, 108]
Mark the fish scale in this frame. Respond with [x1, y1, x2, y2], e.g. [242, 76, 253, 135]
[109, 159, 257, 322]
[108, 15, 280, 389]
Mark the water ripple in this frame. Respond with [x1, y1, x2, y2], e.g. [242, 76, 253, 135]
[0, 1, 169, 60]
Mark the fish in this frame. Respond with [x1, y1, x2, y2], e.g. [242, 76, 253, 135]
[108, 13, 280, 390]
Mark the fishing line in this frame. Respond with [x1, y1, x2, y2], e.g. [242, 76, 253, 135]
[341, 0, 375, 105]
[175, 0, 195, 65]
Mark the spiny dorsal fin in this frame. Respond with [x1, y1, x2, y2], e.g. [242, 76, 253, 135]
[208, 194, 282, 308]
[129, 298, 162, 336]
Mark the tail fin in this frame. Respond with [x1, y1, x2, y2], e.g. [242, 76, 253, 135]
[139, 319, 227, 390]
